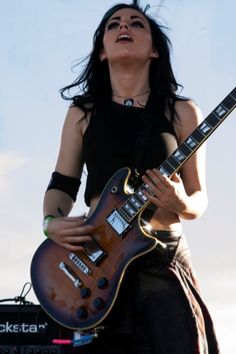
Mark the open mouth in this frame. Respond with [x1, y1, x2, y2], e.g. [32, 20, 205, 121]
[116, 34, 133, 42]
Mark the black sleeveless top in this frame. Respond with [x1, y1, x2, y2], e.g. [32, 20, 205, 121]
[82, 98, 178, 206]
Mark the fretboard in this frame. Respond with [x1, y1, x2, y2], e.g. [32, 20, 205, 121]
[118, 87, 236, 223]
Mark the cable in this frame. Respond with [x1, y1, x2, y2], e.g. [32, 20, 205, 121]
[0, 282, 34, 305]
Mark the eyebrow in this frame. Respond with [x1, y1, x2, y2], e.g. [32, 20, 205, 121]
[108, 15, 146, 23]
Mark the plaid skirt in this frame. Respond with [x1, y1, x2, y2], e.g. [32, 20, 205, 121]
[78, 232, 220, 354]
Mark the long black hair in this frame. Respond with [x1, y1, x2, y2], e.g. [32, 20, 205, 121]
[60, 2, 181, 113]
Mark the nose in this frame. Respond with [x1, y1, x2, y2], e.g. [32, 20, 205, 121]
[119, 22, 129, 30]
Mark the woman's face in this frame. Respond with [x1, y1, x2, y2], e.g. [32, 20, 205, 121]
[100, 8, 158, 64]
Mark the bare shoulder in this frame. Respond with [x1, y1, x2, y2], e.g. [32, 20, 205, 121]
[174, 99, 203, 142]
[63, 106, 89, 134]
[175, 99, 203, 125]
[55, 106, 90, 177]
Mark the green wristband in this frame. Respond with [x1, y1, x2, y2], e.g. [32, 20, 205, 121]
[43, 215, 55, 237]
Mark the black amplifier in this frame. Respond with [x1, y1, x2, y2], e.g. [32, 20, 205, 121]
[0, 304, 74, 353]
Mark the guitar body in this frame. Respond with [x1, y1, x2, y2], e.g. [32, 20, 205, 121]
[31, 167, 157, 330]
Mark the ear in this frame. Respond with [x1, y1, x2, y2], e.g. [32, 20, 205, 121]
[150, 48, 159, 59]
[99, 48, 107, 61]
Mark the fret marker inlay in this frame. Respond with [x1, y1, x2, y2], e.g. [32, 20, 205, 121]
[216, 105, 227, 117]
[199, 122, 211, 134]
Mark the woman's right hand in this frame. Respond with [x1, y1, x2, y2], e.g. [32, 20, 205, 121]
[46, 215, 94, 251]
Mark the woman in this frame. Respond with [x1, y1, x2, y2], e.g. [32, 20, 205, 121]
[43, 2, 220, 353]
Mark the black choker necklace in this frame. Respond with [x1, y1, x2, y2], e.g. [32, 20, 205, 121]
[112, 90, 150, 107]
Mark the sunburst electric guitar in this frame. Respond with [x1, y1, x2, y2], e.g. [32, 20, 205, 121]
[31, 87, 236, 330]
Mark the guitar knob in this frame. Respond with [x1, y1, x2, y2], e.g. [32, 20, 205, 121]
[80, 287, 91, 298]
[97, 277, 109, 289]
[93, 297, 105, 310]
[77, 306, 88, 319]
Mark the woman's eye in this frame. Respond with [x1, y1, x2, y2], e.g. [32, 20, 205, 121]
[131, 21, 145, 28]
[106, 22, 119, 30]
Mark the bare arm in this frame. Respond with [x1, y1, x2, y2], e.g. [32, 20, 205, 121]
[43, 106, 94, 250]
[43, 106, 84, 216]
[142, 100, 208, 220]
[175, 100, 208, 219]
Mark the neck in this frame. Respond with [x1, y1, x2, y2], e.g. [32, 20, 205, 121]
[108, 61, 151, 98]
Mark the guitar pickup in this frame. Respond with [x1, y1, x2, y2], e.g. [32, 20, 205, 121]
[69, 253, 92, 275]
[83, 238, 106, 266]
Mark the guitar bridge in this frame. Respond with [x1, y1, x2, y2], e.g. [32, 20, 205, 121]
[106, 210, 131, 238]
[59, 262, 82, 288]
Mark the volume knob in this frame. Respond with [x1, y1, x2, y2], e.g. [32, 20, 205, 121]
[80, 287, 91, 298]
[93, 297, 105, 310]
[77, 306, 88, 319]
[97, 277, 109, 289]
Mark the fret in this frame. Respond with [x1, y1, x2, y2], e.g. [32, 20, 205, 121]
[160, 160, 175, 176]
[139, 183, 156, 199]
[119, 206, 132, 221]
[212, 110, 225, 123]
[137, 189, 148, 203]
[185, 136, 198, 149]
[191, 128, 206, 143]
[124, 202, 136, 214]
[230, 87, 236, 98]
[224, 92, 236, 108]
[218, 101, 228, 111]
[215, 104, 227, 118]
[130, 196, 142, 209]
[119, 190, 148, 222]
[124, 203, 136, 221]
[173, 149, 185, 163]
[120, 208, 132, 222]
[167, 155, 181, 169]
[128, 197, 141, 212]
[159, 165, 170, 177]
[180, 142, 192, 156]
[199, 121, 212, 135]
[223, 98, 235, 111]
[126, 198, 138, 210]
[143, 183, 152, 193]
[134, 192, 146, 206]
[124, 188, 150, 220]
[223, 88, 236, 108]
[225, 95, 235, 108]
[206, 113, 220, 128]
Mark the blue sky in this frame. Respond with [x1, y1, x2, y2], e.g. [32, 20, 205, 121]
[0, 1, 235, 352]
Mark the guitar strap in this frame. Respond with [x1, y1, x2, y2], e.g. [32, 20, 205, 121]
[129, 91, 165, 188]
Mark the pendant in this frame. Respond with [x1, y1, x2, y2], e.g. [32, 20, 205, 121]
[124, 98, 134, 107]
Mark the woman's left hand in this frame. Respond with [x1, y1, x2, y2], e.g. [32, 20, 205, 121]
[142, 168, 188, 215]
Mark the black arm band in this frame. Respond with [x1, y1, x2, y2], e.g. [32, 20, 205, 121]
[46, 171, 81, 202]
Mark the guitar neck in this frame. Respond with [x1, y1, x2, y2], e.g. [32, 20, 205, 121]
[159, 86, 236, 178]
[118, 87, 236, 222]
